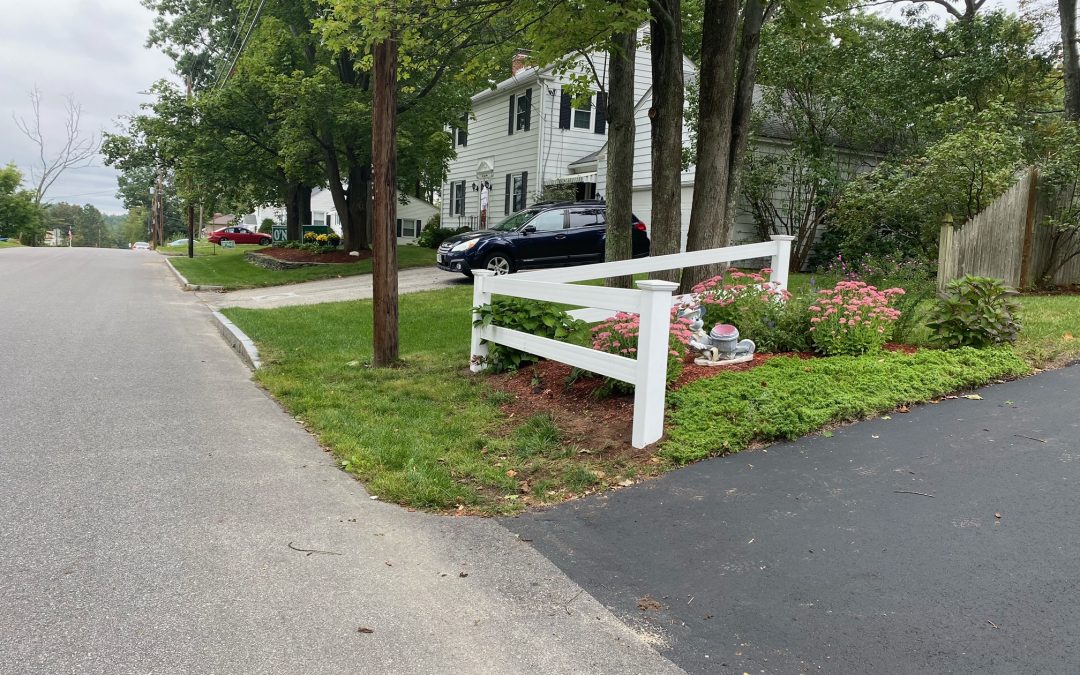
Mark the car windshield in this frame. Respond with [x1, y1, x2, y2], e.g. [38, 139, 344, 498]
[490, 210, 541, 232]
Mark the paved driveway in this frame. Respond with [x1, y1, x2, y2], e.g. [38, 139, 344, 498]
[197, 265, 467, 310]
[506, 365, 1080, 674]
[0, 248, 679, 674]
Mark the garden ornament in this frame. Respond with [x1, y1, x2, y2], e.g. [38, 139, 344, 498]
[690, 323, 756, 366]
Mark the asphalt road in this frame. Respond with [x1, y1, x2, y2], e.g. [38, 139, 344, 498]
[506, 363, 1080, 673]
[0, 247, 680, 674]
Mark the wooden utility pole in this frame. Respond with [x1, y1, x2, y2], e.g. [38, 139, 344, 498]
[372, 36, 399, 366]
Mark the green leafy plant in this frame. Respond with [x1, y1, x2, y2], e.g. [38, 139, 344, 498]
[926, 275, 1022, 348]
[473, 298, 585, 372]
[259, 218, 275, 234]
[418, 221, 472, 249]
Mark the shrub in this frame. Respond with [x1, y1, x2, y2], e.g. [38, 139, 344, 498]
[688, 269, 810, 353]
[926, 275, 1021, 348]
[418, 220, 472, 248]
[473, 298, 585, 372]
[589, 309, 695, 394]
[808, 280, 904, 355]
[259, 218, 275, 234]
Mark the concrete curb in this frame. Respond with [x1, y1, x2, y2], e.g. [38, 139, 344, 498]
[163, 256, 226, 292]
[211, 311, 262, 371]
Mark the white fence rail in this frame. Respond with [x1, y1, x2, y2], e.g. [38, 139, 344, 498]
[470, 235, 795, 449]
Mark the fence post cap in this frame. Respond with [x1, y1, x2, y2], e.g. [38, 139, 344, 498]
[769, 235, 797, 242]
[635, 279, 679, 292]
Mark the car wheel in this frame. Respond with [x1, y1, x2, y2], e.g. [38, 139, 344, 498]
[482, 252, 514, 275]
[260, 237, 271, 246]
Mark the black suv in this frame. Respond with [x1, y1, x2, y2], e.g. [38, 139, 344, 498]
[436, 200, 650, 277]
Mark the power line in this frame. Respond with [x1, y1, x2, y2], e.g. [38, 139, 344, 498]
[210, 0, 257, 90]
[215, 0, 267, 92]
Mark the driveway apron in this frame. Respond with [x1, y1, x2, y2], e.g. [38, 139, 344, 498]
[506, 363, 1080, 674]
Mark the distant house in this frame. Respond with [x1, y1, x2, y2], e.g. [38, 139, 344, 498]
[242, 189, 438, 244]
[441, 28, 876, 252]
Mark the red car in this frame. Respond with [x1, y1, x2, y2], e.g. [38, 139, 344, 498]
[209, 226, 271, 246]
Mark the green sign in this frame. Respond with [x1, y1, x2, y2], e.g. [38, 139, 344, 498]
[272, 225, 288, 243]
[221, 239, 236, 249]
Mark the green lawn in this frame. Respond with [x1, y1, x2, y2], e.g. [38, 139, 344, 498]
[167, 244, 435, 289]
[223, 280, 1077, 514]
[0, 240, 22, 248]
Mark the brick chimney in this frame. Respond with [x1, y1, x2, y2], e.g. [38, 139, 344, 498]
[511, 51, 530, 75]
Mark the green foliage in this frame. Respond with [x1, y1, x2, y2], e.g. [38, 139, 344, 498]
[474, 298, 585, 372]
[259, 218, 275, 234]
[664, 347, 1030, 463]
[927, 275, 1022, 348]
[417, 223, 471, 249]
[828, 100, 1026, 259]
[0, 164, 42, 244]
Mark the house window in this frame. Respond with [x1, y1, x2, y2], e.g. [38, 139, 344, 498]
[573, 98, 592, 129]
[512, 174, 527, 212]
[395, 218, 420, 238]
[313, 211, 326, 228]
[242, 214, 257, 226]
[454, 114, 468, 148]
[452, 181, 466, 216]
[508, 89, 532, 134]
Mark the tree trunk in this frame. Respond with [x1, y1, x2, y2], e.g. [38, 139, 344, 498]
[605, 29, 637, 289]
[648, 0, 685, 282]
[680, 0, 769, 293]
[372, 37, 399, 367]
[680, 0, 740, 293]
[298, 184, 312, 231]
[1062, 0, 1080, 120]
[285, 183, 300, 240]
[187, 203, 195, 258]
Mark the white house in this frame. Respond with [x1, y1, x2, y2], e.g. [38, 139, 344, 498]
[242, 188, 438, 244]
[441, 32, 877, 254]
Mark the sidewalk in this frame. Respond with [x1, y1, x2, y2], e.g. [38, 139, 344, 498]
[197, 266, 467, 310]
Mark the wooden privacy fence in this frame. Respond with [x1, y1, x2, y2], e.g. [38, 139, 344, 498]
[470, 235, 796, 449]
[938, 167, 1080, 289]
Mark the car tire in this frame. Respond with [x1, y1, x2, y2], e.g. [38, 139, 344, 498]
[260, 237, 271, 246]
[481, 252, 514, 275]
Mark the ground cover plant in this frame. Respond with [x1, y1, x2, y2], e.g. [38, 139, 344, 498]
[664, 348, 1030, 464]
[168, 244, 434, 290]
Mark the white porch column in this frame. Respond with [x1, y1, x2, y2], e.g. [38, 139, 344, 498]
[632, 279, 679, 449]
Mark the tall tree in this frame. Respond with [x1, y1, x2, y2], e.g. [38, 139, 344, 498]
[13, 88, 100, 208]
[1061, 0, 1080, 119]
[649, 0, 686, 279]
[0, 164, 41, 244]
[605, 28, 638, 288]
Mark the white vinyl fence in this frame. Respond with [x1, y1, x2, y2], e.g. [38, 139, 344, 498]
[470, 235, 796, 449]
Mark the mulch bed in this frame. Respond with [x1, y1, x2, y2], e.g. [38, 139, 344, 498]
[253, 247, 371, 264]
[489, 342, 922, 457]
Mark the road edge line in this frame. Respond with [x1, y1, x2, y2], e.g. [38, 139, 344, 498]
[211, 310, 262, 371]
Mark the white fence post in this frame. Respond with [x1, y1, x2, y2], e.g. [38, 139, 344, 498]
[769, 235, 796, 293]
[632, 279, 679, 448]
[470, 270, 494, 373]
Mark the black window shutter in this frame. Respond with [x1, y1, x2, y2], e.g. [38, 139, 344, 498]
[505, 174, 512, 214]
[508, 96, 515, 135]
[559, 92, 571, 129]
[594, 92, 607, 134]
[460, 128, 467, 147]
[521, 171, 528, 207]
[524, 88, 532, 131]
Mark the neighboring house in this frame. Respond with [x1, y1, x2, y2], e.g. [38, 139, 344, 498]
[241, 189, 438, 244]
[442, 29, 877, 253]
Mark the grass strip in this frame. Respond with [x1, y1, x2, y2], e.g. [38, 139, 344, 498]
[664, 347, 1030, 464]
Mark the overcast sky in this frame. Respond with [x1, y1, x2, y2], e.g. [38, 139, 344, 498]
[0, 0, 1042, 216]
[0, 0, 173, 214]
